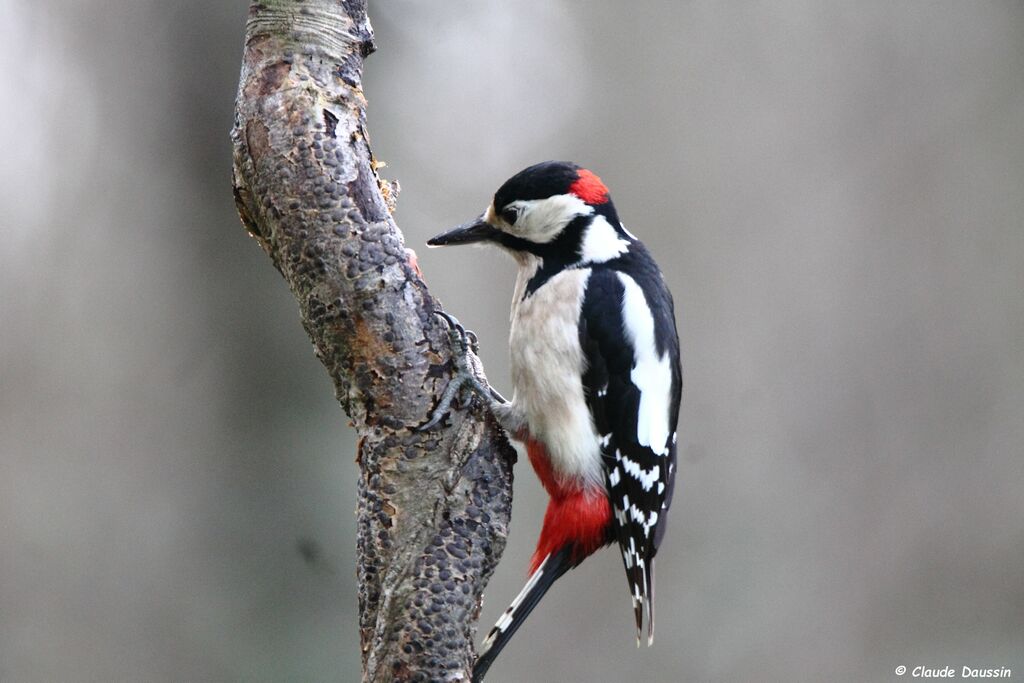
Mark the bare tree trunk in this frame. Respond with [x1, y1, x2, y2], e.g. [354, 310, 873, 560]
[230, 2, 515, 680]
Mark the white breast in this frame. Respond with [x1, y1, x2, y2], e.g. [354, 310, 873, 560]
[508, 263, 603, 491]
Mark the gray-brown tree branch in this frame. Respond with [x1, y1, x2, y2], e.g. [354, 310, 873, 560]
[230, 1, 515, 680]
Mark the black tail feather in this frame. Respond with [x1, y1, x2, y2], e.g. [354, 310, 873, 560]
[471, 545, 574, 682]
[645, 558, 655, 645]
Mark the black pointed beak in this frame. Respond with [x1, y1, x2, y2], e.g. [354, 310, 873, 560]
[426, 219, 499, 247]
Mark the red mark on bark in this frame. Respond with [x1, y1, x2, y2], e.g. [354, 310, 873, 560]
[405, 248, 423, 278]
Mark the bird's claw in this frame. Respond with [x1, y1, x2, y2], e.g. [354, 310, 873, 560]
[433, 310, 479, 355]
[418, 309, 494, 431]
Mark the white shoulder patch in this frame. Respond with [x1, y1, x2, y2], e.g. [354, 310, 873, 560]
[617, 273, 672, 456]
[579, 215, 630, 263]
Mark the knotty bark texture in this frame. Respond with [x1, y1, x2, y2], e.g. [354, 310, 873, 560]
[230, 2, 515, 680]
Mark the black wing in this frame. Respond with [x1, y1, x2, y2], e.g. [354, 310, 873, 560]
[579, 254, 681, 644]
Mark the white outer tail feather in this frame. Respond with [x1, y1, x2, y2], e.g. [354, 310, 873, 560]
[479, 552, 551, 656]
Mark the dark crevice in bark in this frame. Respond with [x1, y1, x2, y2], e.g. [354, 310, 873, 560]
[323, 108, 339, 137]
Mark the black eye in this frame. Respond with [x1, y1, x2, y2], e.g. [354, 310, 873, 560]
[500, 206, 519, 225]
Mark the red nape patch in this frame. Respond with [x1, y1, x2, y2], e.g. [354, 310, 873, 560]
[569, 168, 609, 205]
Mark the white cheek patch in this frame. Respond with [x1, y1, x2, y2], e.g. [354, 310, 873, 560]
[579, 215, 630, 263]
[510, 194, 593, 243]
[617, 273, 672, 456]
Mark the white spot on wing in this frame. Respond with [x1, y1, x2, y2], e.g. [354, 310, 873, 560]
[645, 510, 659, 532]
[614, 505, 627, 526]
[629, 505, 646, 525]
[617, 273, 672, 456]
[620, 455, 659, 491]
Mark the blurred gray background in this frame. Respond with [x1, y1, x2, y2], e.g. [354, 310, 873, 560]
[2, 1, 1022, 681]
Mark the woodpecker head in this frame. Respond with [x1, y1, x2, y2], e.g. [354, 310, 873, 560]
[428, 161, 632, 264]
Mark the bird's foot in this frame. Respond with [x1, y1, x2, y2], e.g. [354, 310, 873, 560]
[419, 310, 507, 431]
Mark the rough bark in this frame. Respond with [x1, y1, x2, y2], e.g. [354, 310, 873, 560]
[230, 2, 515, 680]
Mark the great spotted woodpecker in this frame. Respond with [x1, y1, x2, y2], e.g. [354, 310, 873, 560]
[425, 161, 682, 681]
